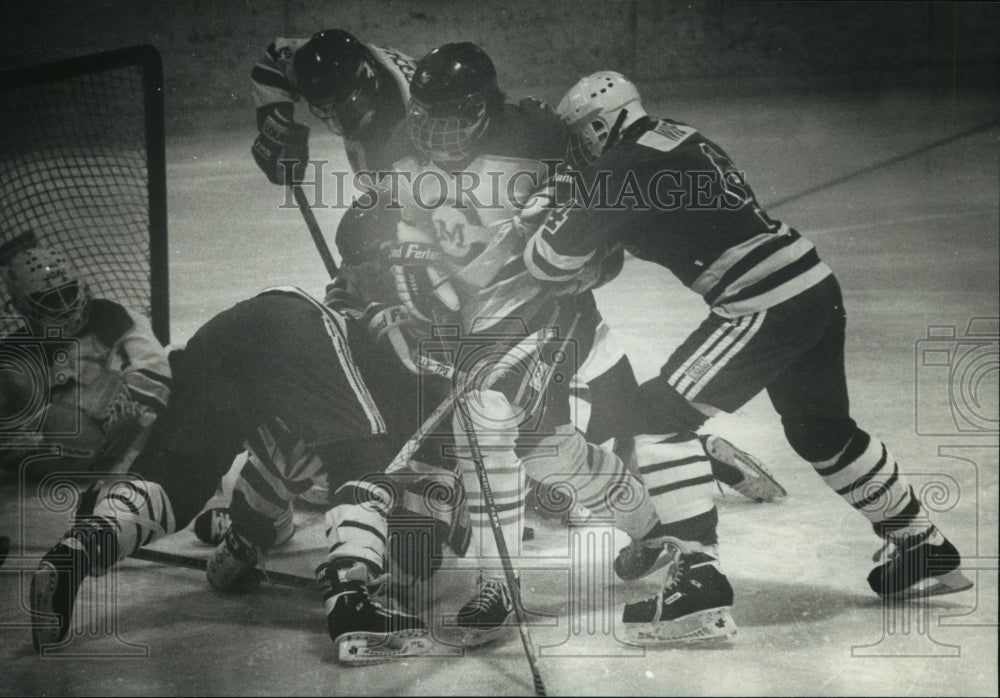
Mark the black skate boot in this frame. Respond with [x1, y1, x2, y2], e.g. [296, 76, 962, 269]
[455, 575, 515, 647]
[31, 519, 116, 651]
[206, 529, 265, 593]
[868, 527, 973, 598]
[30, 542, 88, 651]
[622, 538, 737, 646]
[701, 435, 786, 503]
[318, 560, 428, 665]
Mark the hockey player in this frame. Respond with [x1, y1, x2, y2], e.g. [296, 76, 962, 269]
[524, 72, 974, 645]
[250, 28, 415, 181]
[1, 245, 170, 479]
[381, 43, 783, 647]
[28, 287, 455, 659]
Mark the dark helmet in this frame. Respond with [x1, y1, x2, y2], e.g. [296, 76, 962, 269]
[292, 29, 380, 136]
[406, 42, 502, 163]
[335, 197, 401, 266]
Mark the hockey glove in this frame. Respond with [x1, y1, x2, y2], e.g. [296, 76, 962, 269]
[363, 303, 426, 375]
[388, 221, 461, 323]
[101, 386, 155, 437]
[252, 110, 310, 185]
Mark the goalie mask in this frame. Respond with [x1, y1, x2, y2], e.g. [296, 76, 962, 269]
[293, 29, 381, 137]
[3, 246, 90, 336]
[406, 42, 502, 164]
[557, 71, 647, 170]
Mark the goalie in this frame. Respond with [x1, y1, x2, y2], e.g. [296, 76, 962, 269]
[0, 245, 170, 481]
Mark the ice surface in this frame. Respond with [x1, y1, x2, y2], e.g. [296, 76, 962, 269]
[1, 87, 997, 696]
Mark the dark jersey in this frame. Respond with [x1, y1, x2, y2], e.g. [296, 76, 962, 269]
[525, 118, 833, 318]
[169, 287, 419, 448]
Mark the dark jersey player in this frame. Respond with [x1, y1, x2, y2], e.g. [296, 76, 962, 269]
[375, 43, 783, 648]
[525, 71, 973, 646]
[28, 287, 462, 661]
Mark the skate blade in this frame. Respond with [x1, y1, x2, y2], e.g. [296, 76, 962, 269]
[881, 570, 975, 599]
[623, 607, 737, 647]
[30, 564, 63, 651]
[459, 620, 514, 648]
[708, 437, 786, 503]
[335, 630, 432, 666]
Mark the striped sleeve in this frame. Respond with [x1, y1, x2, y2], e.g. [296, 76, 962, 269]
[523, 203, 598, 282]
[115, 310, 172, 416]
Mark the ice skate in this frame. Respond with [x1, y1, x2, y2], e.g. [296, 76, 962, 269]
[206, 529, 265, 593]
[868, 528, 973, 598]
[622, 538, 736, 646]
[702, 435, 786, 503]
[30, 543, 88, 650]
[455, 575, 514, 647]
[318, 560, 428, 665]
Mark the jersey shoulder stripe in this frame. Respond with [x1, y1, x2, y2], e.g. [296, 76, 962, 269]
[636, 120, 698, 153]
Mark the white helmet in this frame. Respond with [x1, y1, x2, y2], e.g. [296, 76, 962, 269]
[556, 71, 646, 169]
[2, 246, 90, 335]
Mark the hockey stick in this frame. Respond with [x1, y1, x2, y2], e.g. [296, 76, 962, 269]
[130, 546, 320, 592]
[455, 394, 547, 697]
[450, 311, 580, 697]
[291, 184, 338, 278]
[385, 305, 565, 474]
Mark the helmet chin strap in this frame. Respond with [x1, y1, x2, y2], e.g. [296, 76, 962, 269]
[604, 108, 631, 153]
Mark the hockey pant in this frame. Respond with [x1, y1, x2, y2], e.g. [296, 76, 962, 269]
[646, 275, 930, 539]
[455, 389, 658, 583]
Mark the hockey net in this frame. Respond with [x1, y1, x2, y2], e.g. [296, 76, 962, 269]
[0, 46, 169, 343]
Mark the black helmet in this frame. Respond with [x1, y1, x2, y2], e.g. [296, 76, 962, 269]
[406, 42, 502, 163]
[293, 29, 380, 136]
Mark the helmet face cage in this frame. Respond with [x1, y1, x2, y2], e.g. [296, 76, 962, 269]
[14, 281, 89, 336]
[406, 94, 491, 164]
[3, 247, 90, 336]
[306, 66, 379, 137]
[565, 111, 609, 170]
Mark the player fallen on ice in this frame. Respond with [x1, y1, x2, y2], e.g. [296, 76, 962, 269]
[0, 244, 170, 481]
[376, 42, 785, 648]
[524, 72, 974, 646]
[28, 287, 466, 661]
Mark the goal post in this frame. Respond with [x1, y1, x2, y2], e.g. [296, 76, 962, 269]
[0, 45, 169, 345]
